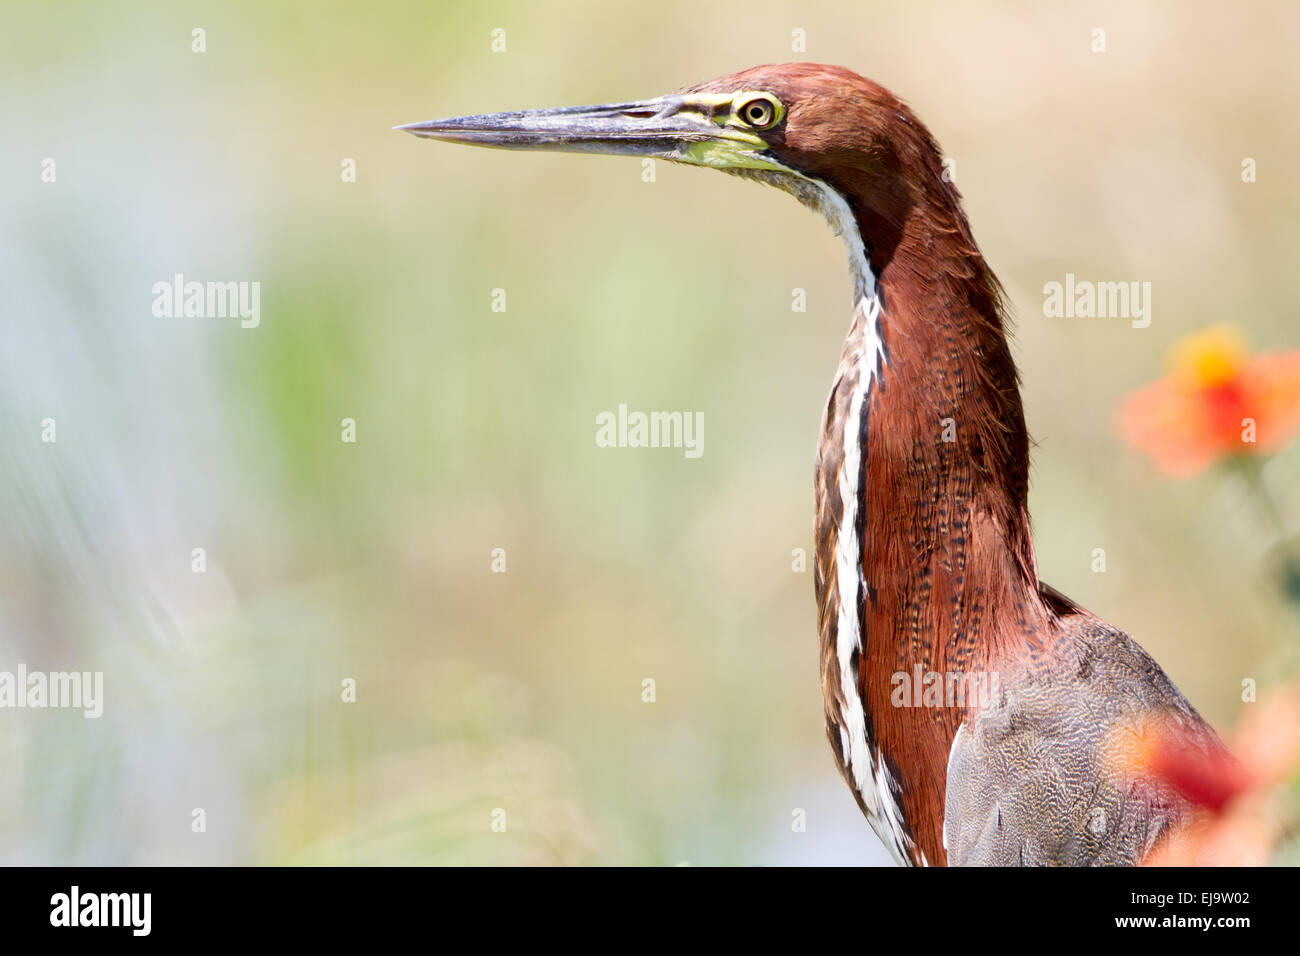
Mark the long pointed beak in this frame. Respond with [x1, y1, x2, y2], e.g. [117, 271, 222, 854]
[396, 97, 721, 159]
[395, 94, 780, 170]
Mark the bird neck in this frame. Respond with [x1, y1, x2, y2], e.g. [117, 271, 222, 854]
[852, 187, 1045, 659]
[813, 181, 1049, 864]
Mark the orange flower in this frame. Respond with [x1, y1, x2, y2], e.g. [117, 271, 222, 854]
[1118, 325, 1300, 477]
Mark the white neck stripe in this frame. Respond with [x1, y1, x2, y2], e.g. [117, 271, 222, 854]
[799, 174, 907, 863]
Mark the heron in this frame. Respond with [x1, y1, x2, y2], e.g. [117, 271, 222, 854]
[398, 63, 1227, 866]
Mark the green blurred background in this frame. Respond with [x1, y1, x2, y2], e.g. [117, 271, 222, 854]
[2, 0, 1298, 865]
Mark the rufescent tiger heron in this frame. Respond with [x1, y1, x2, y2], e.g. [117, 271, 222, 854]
[398, 63, 1228, 866]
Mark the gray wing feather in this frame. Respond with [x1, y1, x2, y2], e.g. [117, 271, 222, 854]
[944, 619, 1223, 866]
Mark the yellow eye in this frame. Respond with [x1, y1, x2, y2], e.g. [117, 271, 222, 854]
[734, 94, 781, 130]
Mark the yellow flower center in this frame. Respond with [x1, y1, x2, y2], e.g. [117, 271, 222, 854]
[1170, 325, 1247, 389]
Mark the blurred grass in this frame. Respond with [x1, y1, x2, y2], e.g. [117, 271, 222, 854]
[1, 0, 1298, 864]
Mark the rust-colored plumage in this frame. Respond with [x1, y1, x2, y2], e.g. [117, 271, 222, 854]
[692, 64, 1224, 865]
[401, 62, 1228, 866]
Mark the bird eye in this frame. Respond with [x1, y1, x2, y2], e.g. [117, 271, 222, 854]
[734, 94, 781, 130]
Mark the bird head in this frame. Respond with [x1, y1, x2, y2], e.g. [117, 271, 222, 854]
[397, 63, 954, 274]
